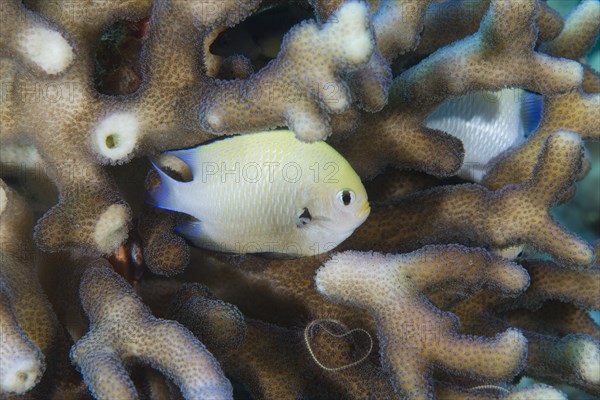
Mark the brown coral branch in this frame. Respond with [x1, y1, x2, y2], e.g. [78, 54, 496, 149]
[0, 180, 61, 395]
[316, 245, 529, 400]
[517, 260, 600, 311]
[0, 290, 44, 396]
[0, 0, 74, 76]
[397, 0, 582, 105]
[415, 0, 564, 57]
[483, 0, 600, 190]
[583, 65, 600, 93]
[526, 332, 600, 396]
[332, 0, 582, 180]
[484, 91, 600, 190]
[343, 131, 595, 267]
[171, 282, 397, 400]
[174, 284, 394, 400]
[198, 1, 376, 141]
[345, 0, 434, 112]
[0, 0, 265, 255]
[451, 262, 600, 396]
[539, 0, 600, 61]
[70, 259, 232, 400]
[506, 302, 600, 341]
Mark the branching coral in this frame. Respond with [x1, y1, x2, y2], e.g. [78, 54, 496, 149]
[414, 0, 564, 56]
[483, 0, 600, 189]
[330, 0, 583, 180]
[0, 180, 60, 396]
[0, 0, 74, 75]
[1, 0, 377, 255]
[343, 131, 594, 266]
[70, 259, 232, 400]
[0, 0, 599, 398]
[315, 245, 530, 399]
[170, 278, 558, 400]
[198, 1, 377, 140]
[450, 258, 600, 395]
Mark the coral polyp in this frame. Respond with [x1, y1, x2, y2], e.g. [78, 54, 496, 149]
[0, 0, 598, 399]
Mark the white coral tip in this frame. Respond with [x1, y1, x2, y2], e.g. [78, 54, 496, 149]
[337, 2, 372, 64]
[0, 352, 43, 394]
[18, 27, 74, 74]
[93, 204, 129, 254]
[0, 186, 6, 215]
[579, 339, 600, 384]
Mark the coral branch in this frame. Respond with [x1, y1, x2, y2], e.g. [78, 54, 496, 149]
[345, 0, 433, 112]
[399, 0, 581, 104]
[0, 290, 44, 396]
[0, 180, 61, 395]
[539, 0, 600, 61]
[33, 168, 131, 254]
[484, 0, 600, 190]
[70, 259, 232, 400]
[198, 1, 375, 141]
[171, 282, 396, 400]
[527, 332, 600, 396]
[484, 91, 600, 189]
[332, 0, 582, 179]
[0, 0, 74, 75]
[451, 258, 600, 396]
[507, 302, 600, 341]
[518, 260, 600, 310]
[415, 0, 563, 56]
[344, 131, 594, 266]
[316, 246, 529, 399]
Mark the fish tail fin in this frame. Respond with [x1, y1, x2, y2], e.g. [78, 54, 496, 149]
[521, 91, 544, 137]
[146, 160, 184, 213]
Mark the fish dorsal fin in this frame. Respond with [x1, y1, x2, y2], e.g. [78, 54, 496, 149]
[168, 135, 238, 177]
[521, 91, 544, 137]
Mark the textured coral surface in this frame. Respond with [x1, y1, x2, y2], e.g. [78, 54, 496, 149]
[0, 0, 599, 399]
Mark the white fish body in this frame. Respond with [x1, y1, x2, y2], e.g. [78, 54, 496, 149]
[149, 131, 370, 256]
[425, 88, 543, 182]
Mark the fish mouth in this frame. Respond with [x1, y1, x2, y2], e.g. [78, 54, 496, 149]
[357, 202, 371, 220]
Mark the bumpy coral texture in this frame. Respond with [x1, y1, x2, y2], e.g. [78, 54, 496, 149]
[484, 0, 600, 190]
[0, 0, 599, 399]
[70, 259, 232, 400]
[316, 246, 530, 399]
[1, 0, 380, 256]
[342, 131, 594, 266]
[0, 180, 63, 396]
[450, 259, 600, 395]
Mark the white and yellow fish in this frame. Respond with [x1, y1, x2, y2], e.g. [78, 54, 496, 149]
[148, 130, 370, 256]
[425, 88, 544, 182]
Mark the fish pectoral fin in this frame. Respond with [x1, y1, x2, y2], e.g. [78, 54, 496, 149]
[296, 207, 312, 228]
[175, 220, 205, 242]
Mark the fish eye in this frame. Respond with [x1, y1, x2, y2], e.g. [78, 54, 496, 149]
[336, 189, 355, 206]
